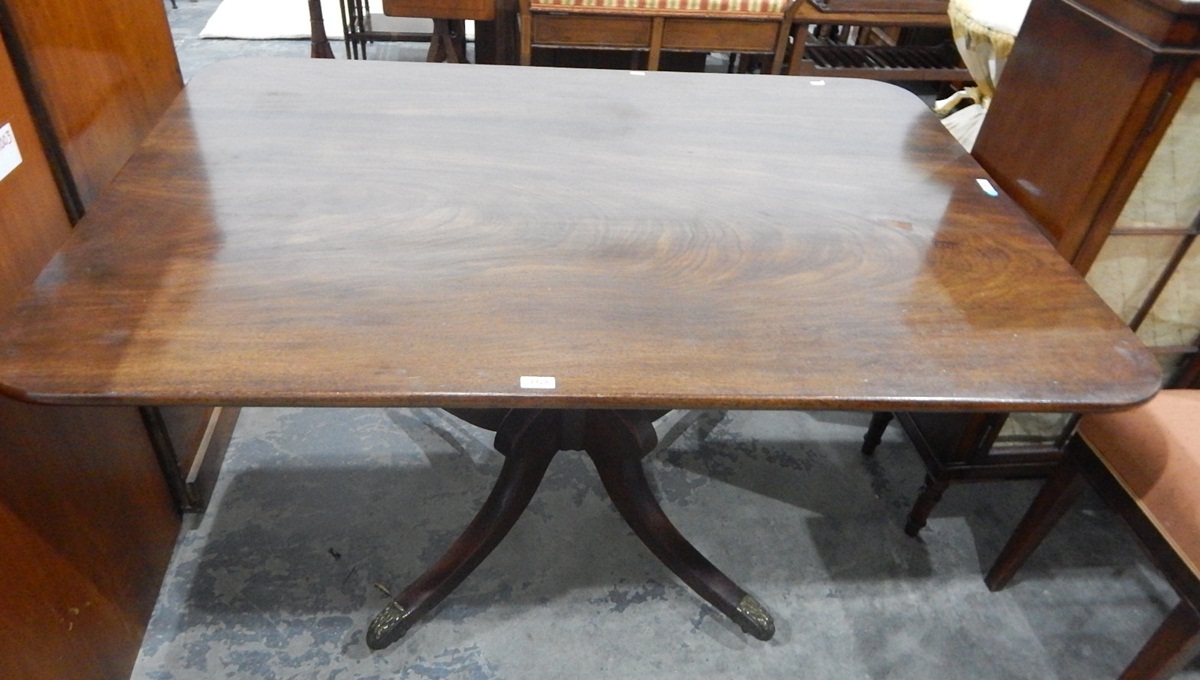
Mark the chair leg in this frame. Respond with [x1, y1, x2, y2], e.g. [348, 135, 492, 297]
[861, 411, 893, 455]
[904, 473, 949, 536]
[859, 411, 943, 536]
[1120, 601, 1200, 680]
[519, 9, 533, 65]
[786, 26, 808, 75]
[646, 17, 665, 71]
[984, 455, 1086, 591]
[769, 15, 793, 74]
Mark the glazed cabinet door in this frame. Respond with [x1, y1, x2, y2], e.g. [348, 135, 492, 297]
[1084, 81, 1200, 387]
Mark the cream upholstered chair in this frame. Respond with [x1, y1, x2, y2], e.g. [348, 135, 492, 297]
[986, 380, 1200, 679]
[518, 0, 800, 73]
[934, 0, 1030, 149]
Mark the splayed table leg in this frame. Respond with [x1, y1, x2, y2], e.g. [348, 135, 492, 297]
[366, 408, 773, 650]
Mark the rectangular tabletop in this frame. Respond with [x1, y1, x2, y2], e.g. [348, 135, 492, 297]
[0, 58, 1161, 412]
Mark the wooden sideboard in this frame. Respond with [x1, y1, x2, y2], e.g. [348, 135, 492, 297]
[0, 0, 184, 213]
[0, 1, 238, 677]
[877, 0, 1200, 534]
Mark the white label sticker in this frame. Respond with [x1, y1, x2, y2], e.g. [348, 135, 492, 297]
[520, 376, 556, 389]
[0, 123, 22, 182]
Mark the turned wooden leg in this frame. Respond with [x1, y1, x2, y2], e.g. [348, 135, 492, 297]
[904, 473, 950, 537]
[583, 410, 775, 641]
[306, 0, 335, 59]
[366, 409, 560, 650]
[861, 412, 894, 455]
[1121, 601, 1200, 680]
[984, 457, 1085, 591]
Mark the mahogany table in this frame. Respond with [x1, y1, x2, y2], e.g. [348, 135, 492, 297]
[0, 58, 1160, 651]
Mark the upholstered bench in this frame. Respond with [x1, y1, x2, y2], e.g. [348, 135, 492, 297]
[518, 0, 800, 72]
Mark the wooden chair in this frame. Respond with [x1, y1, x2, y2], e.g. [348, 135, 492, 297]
[339, 0, 434, 60]
[787, 0, 970, 81]
[985, 381, 1200, 679]
[518, 0, 801, 73]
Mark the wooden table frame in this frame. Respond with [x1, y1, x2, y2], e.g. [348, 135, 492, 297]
[382, 0, 519, 64]
[0, 59, 1160, 651]
[787, 0, 972, 81]
[518, 0, 800, 73]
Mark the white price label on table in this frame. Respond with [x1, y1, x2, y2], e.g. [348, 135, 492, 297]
[0, 122, 23, 183]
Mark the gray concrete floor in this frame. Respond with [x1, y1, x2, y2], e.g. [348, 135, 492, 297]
[138, 3, 1199, 678]
[167, 0, 310, 82]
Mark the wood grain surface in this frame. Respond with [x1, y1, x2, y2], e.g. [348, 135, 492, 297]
[0, 0, 183, 208]
[382, 0, 496, 20]
[0, 59, 1161, 412]
[0, 27, 180, 680]
[0, 29, 72, 312]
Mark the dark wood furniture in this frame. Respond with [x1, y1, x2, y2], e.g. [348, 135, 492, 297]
[308, 0, 436, 62]
[0, 0, 238, 677]
[308, 0, 337, 58]
[986, 376, 1200, 678]
[382, 0, 518, 64]
[0, 0, 241, 513]
[518, 0, 799, 72]
[340, 0, 434, 60]
[787, 0, 970, 81]
[311, 0, 508, 64]
[380, 0, 489, 62]
[865, 0, 1200, 535]
[0, 0, 181, 213]
[0, 58, 1160, 651]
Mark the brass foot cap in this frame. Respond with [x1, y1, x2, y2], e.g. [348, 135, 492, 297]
[366, 602, 414, 650]
[734, 595, 775, 641]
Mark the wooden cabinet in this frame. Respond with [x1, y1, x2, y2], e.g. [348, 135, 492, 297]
[877, 0, 1200, 534]
[0, 0, 184, 212]
[975, 0, 1200, 434]
[0, 1, 237, 677]
[0, 32, 71, 302]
